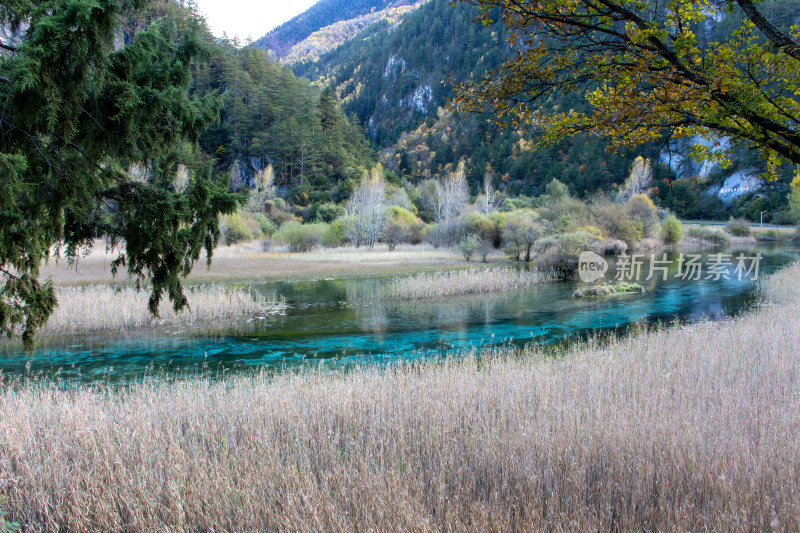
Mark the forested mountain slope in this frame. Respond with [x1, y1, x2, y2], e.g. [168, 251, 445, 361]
[192, 39, 375, 205]
[293, 0, 646, 198]
[253, 0, 420, 58]
[291, 0, 795, 220]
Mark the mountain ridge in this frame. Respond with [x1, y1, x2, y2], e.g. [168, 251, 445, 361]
[253, 0, 419, 58]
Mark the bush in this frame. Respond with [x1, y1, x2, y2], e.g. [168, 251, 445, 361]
[459, 235, 481, 262]
[273, 222, 320, 252]
[726, 218, 751, 237]
[253, 213, 278, 237]
[383, 207, 424, 249]
[593, 201, 643, 246]
[221, 212, 254, 245]
[384, 218, 414, 251]
[661, 215, 684, 244]
[545, 178, 569, 201]
[533, 231, 601, 280]
[537, 197, 593, 231]
[313, 203, 345, 223]
[625, 194, 659, 236]
[686, 226, 731, 245]
[502, 210, 546, 261]
[322, 218, 349, 248]
[597, 238, 628, 255]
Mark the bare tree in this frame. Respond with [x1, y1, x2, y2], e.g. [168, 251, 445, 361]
[248, 164, 275, 211]
[346, 166, 388, 248]
[477, 167, 499, 215]
[619, 156, 653, 203]
[433, 160, 470, 245]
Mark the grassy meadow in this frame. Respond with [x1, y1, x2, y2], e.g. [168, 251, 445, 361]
[1, 263, 799, 531]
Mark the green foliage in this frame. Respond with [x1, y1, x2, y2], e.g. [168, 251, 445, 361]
[322, 219, 350, 247]
[790, 177, 800, 227]
[312, 203, 346, 223]
[383, 217, 414, 251]
[194, 43, 373, 203]
[273, 222, 321, 252]
[545, 179, 569, 201]
[726, 218, 752, 237]
[0, 509, 20, 533]
[253, 213, 278, 237]
[383, 206, 423, 249]
[574, 282, 645, 299]
[222, 213, 255, 245]
[661, 216, 684, 245]
[296, 0, 645, 198]
[502, 210, 545, 261]
[459, 235, 481, 262]
[465, 211, 500, 243]
[0, 0, 238, 350]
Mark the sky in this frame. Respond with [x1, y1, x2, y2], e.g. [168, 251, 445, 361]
[192, 0, 319, 43]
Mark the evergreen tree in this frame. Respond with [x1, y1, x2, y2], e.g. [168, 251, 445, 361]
[0, 0, 238, 349]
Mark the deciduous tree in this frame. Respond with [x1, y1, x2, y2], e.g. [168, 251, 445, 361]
[345, 166, 388, 247]
[455, 0, 800, 176]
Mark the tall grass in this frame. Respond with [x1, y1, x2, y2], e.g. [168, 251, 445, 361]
[41, 285, 286, 336]
[0, 265, 799, 531]
[385, 268, 553, 299]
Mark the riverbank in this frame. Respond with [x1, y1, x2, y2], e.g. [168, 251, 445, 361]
[38, 240, 489, 285]
[1, 263, 798, 530]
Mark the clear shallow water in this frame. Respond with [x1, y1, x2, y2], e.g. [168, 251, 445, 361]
[2, 244, 799, 383]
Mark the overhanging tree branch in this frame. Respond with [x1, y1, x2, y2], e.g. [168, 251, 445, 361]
[735, 0, 800, 61]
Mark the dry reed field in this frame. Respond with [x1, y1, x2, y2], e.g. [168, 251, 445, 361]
[1, 264, 799, 531]
[385, 268, 554, 299]
[40, 285, 286, 335]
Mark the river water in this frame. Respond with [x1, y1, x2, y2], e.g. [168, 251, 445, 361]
[1, 244, 798, 382]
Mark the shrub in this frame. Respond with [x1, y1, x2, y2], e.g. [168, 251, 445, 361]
[597, 238, 628, 255]
[313, 203, 345, 223]
[253, 213, 278, 237]
[221, 212, 254, 245]
[322, 219, 349, 248]
[464, 212, 500, 261]
[533, 230, 601, 280]
[625, 194, 659, 236]
[273, 222, 320, 252]
[263, 198, 300, 226]
[384, 218, 414, 251]
[538, 197, 593, 231]
[686, 226, 731, 245]
[502, 210, 546, 261]
[383, 207, 424, 250]
[726, 218, 751, 237]
[661, 215, 684, 244]
[459, 235, 481, 262]
[545, 178, 569, 201]
[593, 201, 643, 246]
[578, 225, 605, 241]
